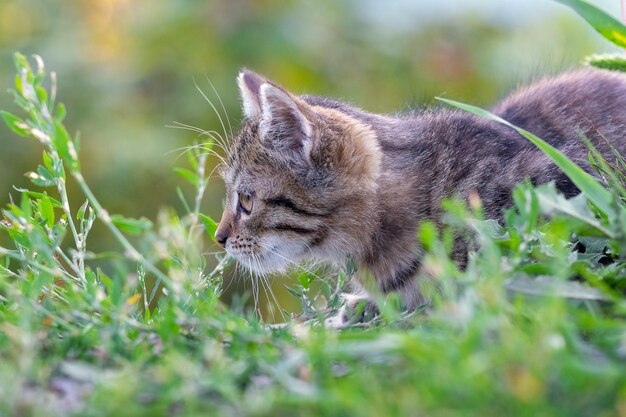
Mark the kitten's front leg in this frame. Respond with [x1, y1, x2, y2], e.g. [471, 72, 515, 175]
[324, 258, 434, 328]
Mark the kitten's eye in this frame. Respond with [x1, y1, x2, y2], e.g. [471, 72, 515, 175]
[238, 192, 253, 214]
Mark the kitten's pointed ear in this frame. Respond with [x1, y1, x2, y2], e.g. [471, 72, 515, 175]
[259, 83, 314, 165]
[237, 69, 265, 119]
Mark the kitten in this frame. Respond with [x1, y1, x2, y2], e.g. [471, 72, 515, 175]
[215, 68, 626, 323]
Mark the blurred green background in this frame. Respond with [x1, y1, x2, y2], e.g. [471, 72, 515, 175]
[0, 0, 620, 315]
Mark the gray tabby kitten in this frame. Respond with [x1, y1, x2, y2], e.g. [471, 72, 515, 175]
[215, 68, 626, 321]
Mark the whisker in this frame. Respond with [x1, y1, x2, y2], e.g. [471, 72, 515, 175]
[223, 261, 244, 297]
[242, 265, 255, 315]
[167, 122, 229, 153]
[165, 141, 223, 157]
[165, 136, 228, 171]
[168, 120, 224, 139]
[252, 253, 272, 320]
[199, 154, 226, 180]
[204, 74, 233, 138]
[167, 123, 229, 156]
[193, 78, 230, 149]
[169, 142, 227, 166]
[254, 258, 285, 321]
[243, 257, 260, 317]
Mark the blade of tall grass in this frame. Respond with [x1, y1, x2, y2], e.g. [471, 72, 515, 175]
[555, 0, 626, 48]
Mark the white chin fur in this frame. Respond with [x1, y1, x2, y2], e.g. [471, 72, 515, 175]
[231, 238, 305, 275]
[236, 253, 290, 275]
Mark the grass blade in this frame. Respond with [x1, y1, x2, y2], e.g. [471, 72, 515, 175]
[554, 0, 626, 48]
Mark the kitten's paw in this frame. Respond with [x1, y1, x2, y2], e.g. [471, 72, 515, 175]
[324, 294, 379, 329]
[324, 311, 348, 329]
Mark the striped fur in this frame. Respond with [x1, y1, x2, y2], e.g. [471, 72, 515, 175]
[217, 68, 626, 314]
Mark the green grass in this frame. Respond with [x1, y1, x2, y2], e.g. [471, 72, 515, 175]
[0, 54, 625, 417]
[1, 2, 626, 413]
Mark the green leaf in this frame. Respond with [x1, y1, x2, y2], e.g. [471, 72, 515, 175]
[187, 148, 199, 170]
[19, 193, 32, 219]
[505, 275, 609, 301]
[346, 258, 357, 276]
[176, 187, 191, 214]
[39, 194, 55, 228]
[77, 200, 89, 221]
[35, 86, 47, 104]
[584, 53, 626, 72]
[555, 0, 626, 48]
[199, 213, 218, 240]
[52, 119, 71, 163]
[297, 272, 315, 289]
[57, 102, 66, 121]
[174, 168, 198, 187]
[438, 98, 615, 217]
[1, 111, 30, 137]
[419, 221, 438, 252]
[13, 52, 29, 73]
[574, 236, 611, 265]
[14, 74, 23, 97]
[286, 285, 304, 298]
[42, 151, 53, 172]
[534, 183, 614, 237]
[12, 188, 62, 208]
[74, 131, 81, 155]
[110, 215, 153, 235]
[36, 165, 57, 185]
[511, 182, 540, 235]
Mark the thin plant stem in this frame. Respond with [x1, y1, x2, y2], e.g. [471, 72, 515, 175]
[193, 152, 208, 217]
[54, 247, 81, 280]
[57, 176, 85, 284]
[71, 171, 173, 292]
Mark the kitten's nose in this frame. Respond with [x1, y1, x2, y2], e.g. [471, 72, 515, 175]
[215, 227, 230, 247]
[215, 215, 232, 248]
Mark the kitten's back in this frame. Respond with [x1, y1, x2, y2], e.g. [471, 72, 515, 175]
[493, 69, 626, 155]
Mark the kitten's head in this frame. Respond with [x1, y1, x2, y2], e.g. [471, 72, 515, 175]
[215, 70, 381, 274]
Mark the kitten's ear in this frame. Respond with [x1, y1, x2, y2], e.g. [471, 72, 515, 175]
[258, 83, 314, 165]
[237, 69, 265, 119]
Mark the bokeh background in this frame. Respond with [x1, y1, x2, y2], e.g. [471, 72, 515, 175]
[0, 0, 621, 315]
